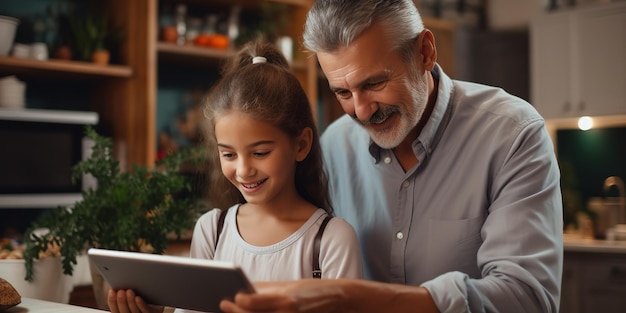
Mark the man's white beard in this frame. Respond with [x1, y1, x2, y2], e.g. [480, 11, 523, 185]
[368, 71, 428, 149]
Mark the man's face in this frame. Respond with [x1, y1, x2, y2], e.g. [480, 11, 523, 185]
[317, 23, 429, 149]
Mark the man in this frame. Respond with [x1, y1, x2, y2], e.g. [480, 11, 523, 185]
[220, 0, 563, 312]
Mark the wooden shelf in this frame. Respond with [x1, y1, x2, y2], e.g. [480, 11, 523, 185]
[158, 42, 233, 59]
[269, 0, 312, 7]
[0, 56, 133, 79]
[174, 0, 312, 9]
[157, 41, 308, 70]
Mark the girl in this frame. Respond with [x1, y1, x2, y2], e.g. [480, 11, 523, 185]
[108, 40, 363, 313]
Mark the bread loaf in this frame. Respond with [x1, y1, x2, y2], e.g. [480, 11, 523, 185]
[0, 277, 21, 311]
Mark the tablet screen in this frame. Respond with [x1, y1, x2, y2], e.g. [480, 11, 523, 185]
[88, 248, 255, 312]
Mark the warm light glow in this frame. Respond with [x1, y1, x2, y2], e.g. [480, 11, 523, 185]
[578, 116, 593, 130]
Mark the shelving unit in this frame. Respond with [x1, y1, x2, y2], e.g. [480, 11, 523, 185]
[155, 0, 317, 168]
[154, 0, 317, 167]
[1, 0, 454, 170]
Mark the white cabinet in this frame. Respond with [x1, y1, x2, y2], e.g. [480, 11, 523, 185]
[561, 256, 581, 313]
[531, 11, 571, 118]
[531, 2, 626, 119]
[562, 251, 626, 313]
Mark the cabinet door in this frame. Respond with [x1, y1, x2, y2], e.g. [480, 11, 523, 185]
[576, 4, 626, 117]
[532, 2, 626, 119]
[531, 11, 573, 119]
[561, 256, 581, 313]
[580, 257, 626, 313]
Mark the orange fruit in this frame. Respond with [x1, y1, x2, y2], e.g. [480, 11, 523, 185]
[209, 34, 229, 50]
[194, 34, 212, 47]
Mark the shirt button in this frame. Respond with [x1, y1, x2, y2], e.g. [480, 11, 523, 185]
[384, 156, 391, 164]
[396, 232, 404, 240]
[402, 181, 410, 188]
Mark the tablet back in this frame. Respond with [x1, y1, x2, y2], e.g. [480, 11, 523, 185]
[88, 248, 254, 312]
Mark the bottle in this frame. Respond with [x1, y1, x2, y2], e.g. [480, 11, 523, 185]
[175, 4, 187, 46]
[186, 17, 202, 44]
[227, 5, 241, 48]
[202, 14, 218, 35]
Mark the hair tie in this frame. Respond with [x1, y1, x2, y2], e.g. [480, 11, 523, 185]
[252, 56, 267, 64]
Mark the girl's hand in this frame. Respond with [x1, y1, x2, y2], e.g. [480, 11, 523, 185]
[108, 289, 164, 313]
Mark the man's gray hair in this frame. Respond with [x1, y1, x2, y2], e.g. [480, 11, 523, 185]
[303, 0, 424, 59]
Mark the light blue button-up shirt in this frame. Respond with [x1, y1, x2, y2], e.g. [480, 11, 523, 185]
[321, 65, 563, 313]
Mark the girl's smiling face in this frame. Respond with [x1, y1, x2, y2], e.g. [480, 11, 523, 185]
[215, 110, 307, 207]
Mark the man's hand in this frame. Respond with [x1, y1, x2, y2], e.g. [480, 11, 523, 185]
[219, 279, 439, 313]
[219, 279, 348, 313]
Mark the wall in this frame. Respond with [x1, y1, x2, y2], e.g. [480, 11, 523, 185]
[454, 28, 529, 101]
[486, 0, 543, 30]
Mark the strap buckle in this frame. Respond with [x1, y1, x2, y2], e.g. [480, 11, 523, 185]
[312, 270, 322, 278]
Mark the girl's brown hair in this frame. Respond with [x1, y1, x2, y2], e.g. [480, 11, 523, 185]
[203, 39, 333, 215]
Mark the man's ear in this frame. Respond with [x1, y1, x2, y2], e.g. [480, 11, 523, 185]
[416, 29, 437, 72]
[295, 127, 313, 162]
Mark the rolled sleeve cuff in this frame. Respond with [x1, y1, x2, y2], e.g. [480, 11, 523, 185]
[421, 271, 472, 313]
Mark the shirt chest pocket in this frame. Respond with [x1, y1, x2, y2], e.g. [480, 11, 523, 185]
[425, 216, 484, 278]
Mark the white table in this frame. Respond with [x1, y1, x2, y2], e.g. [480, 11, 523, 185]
[4, 297, 107, 313]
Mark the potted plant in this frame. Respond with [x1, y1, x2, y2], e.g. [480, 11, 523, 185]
[234, 2, 291, 47]
[67, 11, 124, 64]
[22, 127, 208, 308]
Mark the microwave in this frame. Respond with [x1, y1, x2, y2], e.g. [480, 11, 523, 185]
[0, 108, 98, 208]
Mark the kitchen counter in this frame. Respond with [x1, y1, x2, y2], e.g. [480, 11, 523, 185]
[4, 297, 106, 312]
[563, 235, 626, 254]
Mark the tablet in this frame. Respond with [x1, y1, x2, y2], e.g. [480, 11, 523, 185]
[88, 248, 255, 312]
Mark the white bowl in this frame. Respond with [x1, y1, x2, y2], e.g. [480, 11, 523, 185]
[0, 15, 19, 56]
[0, 82, 25, 108]
[615, 224, 626, 241]
[0, 257, 74, 303]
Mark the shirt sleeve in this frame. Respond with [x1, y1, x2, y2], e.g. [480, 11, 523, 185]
[422, 120, 563, 313]
[320, 217, 364, 279]
[188, 209, 222, 260]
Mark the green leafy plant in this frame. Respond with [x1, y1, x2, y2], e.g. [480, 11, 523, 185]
[23, 127, 208, 281]
[235, 2, 291, 47]
[66, 11, 124, 61]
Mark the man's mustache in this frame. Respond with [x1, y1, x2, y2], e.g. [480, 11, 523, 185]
[352, 106, 400, 125]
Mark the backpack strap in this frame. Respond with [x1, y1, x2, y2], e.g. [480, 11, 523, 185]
[215, 209, 228, 249]
[312, 215, 333, 278]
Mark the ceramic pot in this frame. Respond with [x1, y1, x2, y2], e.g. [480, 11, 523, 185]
[589, 197, 624, 239]
[91, 49, 110, 65]
[0, 257, 73, 303]
[0, 15, 19, 56]
[54, 45, 72, 60]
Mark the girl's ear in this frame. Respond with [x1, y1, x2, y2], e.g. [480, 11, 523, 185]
[295, 127, 313, 162]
